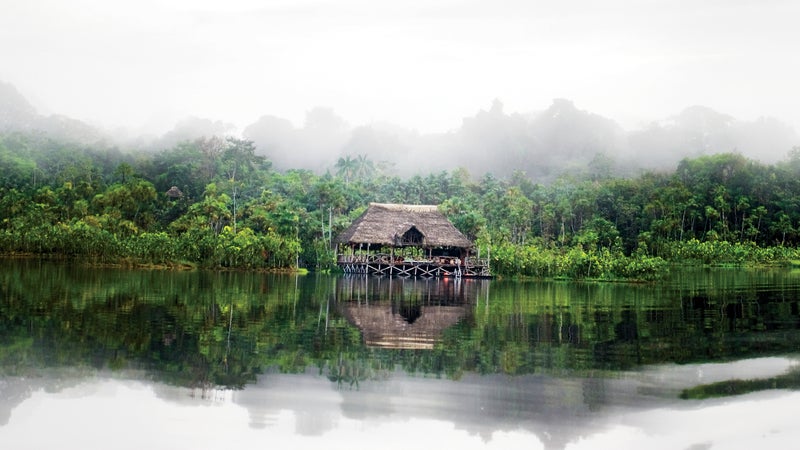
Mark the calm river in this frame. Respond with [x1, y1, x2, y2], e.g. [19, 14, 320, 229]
[1, 258, 799, 449]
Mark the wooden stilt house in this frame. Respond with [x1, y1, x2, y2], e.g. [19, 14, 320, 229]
[335, 203, 490, 277]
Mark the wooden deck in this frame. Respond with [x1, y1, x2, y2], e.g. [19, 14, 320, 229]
[337, 254, 491, 278]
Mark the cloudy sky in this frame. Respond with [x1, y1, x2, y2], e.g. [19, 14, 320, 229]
[1, 0, 798, 135]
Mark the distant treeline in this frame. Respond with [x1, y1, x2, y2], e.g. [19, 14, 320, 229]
[2, 131, 800, 279]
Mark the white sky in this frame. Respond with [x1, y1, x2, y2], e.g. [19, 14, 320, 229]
[1, 0, 799, 135]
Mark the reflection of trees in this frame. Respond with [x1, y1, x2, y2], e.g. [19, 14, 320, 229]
[2, 261, 800, 393]
[441, 278, 800, 377]
[326, 352, 388, 390]
[681, 366, 800, 399]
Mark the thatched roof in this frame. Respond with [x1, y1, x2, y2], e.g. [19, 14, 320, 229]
[336, 203, 473, 249]
[165, 186, 183, 198]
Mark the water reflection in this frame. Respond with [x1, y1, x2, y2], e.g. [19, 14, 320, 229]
[2, 259, 800, 388]
[335, 276, 481, 349]
[1, 358, 799, 450]
[3, 259, 800, 448]
[234, 356, 800, 448]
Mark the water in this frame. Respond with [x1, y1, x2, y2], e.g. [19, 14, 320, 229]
[1, 259, 800, 449]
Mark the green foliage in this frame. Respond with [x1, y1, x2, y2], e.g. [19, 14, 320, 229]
[489, 242, 668, 281]
[3, 129, 800, 274]
[662, 239, 800, 266]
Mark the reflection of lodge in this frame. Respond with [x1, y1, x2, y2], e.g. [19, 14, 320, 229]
[336, 276, 484, 349]
[335, 203, 490, 278]
[341, 304, 466, 349]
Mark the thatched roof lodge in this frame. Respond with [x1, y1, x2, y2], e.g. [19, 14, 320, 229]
[336, 203, 490, 277]
[336, 203, 473, 252]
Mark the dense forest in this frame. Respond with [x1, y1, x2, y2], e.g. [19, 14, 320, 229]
[2, 130, 800, 279]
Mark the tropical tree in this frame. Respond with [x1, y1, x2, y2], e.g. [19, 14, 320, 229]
[335, 155, 357, 183]
[354, 154, 375, 181]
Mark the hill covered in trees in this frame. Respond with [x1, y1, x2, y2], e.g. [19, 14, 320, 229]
[3, 124, 800, 279]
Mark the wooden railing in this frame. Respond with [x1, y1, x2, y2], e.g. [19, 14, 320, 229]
[337, 254, 488, 267]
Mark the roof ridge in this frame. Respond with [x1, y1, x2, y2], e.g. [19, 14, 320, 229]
[370, 202, 439, 212]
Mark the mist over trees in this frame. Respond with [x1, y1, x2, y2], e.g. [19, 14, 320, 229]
[1, 79, 798, 185]
[0, 81, 108, 145]
[5, 121, 800, 279]
[155, 117, 236, 151]
[4, 79, 800, 277]
[628, 106, 799, 168]
[243, 107, 350, 172]
[3, 80, 797, 183]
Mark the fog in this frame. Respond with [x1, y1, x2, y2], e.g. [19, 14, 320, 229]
[2, 78, 797, 180]
[1, 1, 799, 180]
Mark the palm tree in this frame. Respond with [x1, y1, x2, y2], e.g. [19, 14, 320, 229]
[335, 155, 357, 183]
[354, 154, 375, 181]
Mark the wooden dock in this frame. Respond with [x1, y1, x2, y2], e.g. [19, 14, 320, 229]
[337, 254, 491, 278]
